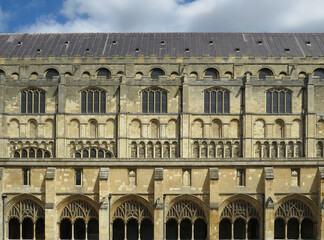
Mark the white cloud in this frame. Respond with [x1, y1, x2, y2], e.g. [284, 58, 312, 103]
[19, 0, 324, 33]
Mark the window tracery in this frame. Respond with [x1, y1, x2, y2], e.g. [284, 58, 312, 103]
[60, 200, 98, 222]
[220, 200, 259, 221]
[74, 147, 113, 158]
[142, 88, 167, 113]
[14, 148, 51, 158]
[204, 88, 229, 114]
[21, 88, 45, 113]
[275, 199, 313, 219]
[81, 88, 106, 113]
[113, 200, 152, 222]
[8, 199, 44, 222]
[266, 89, 292, 114]
[167, 200, 206, 222]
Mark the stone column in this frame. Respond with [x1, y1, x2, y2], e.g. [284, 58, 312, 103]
[154, 168, 164, 240]
[243, 74, 253, 158]
[45, 167, 56, 240]
[209, 167, 219, 240]
[0, 76, 6, 158]
[99, 168, 109, 240]
[118, 80, 128, 158]
[0, 168, 4, 239]
[264, 167, 275, 240]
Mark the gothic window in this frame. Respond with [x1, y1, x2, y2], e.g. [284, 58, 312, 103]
[14, 148, 51, 158]
[204, 88, 229, 113]
[74, 148, 113, 158]
[81, 88, 106, 113]
[258, 68, 273, 80]
[167, 200, 206, 222]
[204, 68, 219, 79]
[97, 68, 111, 78]
[21, 89, 45, 113]
[150, 68, 165, 80]
[113, 200, 152, 222]
[45, 68, 59, 80]
[142, 88, 167, 113]
[313, 68, 324, 79]
[266, 89, 292, 114]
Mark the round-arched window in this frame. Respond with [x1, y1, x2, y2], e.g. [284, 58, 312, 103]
[97, 68, 111, 79]
[258, 68, 273, 80]
[204, 68, 219, 79]
[150, 68, 165, 80]
[45, 69, 59, 80]
[313, 68, 324, 79]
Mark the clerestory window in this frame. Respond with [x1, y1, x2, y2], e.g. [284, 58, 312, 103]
[81, 88, 106, 113]
[204, 88, 229, 113]
[142, 88, 167, 113]
[266, 89, 292, 114]
[21, 89, 45, 113]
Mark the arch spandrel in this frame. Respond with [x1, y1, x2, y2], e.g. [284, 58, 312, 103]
[60, 200, 98, 223]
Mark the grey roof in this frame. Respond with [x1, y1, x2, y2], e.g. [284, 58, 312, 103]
[0, 32, 324, 58]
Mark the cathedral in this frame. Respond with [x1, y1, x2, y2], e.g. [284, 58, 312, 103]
[0, 32, 323, 240]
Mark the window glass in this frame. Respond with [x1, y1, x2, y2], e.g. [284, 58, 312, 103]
[29, 149, 35, 158]
[98, 150, 104, 158]
[22, 149, 27, 158]
[23, 170, 30, 185]
[286, 91, 292, 113]
[88, 91, 93, 113]
[162, 92, 167, 113]
[94, 92, 99, 113]
[258, 68, 273, 80]
[45, 69, 59, 80]
[273, 92, 278, 113]
[97, 68, 110, 78]
[100, 92, 106, 113]
[21, 91, 26, 113]
[27, 92, 33, 113]
[204, 68, 219, 79]
[211, 92, 216, 113]
[279, 92, 285, 113]
[204, 91, 210, 113]
[142, 92, 148, 113]
[37, 150, 42, 158]
[224, 91, 229, 113]
[314, 68, 324, 79]
[217, 91, 223, 113]
[266, 92, 272, 113]
[83, 150, 89, 158]
[150, 68, 165, 80]
[149, 92, 154, 113]
[155, 91, 161, 113]
[40, 92, 45, 113]
[34, 92, 39, 113]
[90, 148, 96, 158]
[44, 151, 50, 158]
[76, 170, 82, 185]
[14, 152, 20, 158]
[81, 92, 86, 113]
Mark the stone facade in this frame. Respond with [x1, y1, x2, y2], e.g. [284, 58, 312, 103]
[0, 33, 324, 240]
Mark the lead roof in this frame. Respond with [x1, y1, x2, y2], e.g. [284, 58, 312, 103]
[0, 32, 323, 58]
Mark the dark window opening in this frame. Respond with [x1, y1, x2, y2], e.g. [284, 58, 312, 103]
[45, 69, 59, 80]
[76, 169, 82, 186]
[150, 68, 165, 80]
[204, 88, 230, 114]
[23, 169, 30, 185]
[266, 89, 292, 114]
[81, 88, 106, 113]
[97, 68, 111, 78]
[21, 89, 46, 114]
[204, 68, 219, 79]
[258, 68, 273, 80]
[142, 89, 167, 113]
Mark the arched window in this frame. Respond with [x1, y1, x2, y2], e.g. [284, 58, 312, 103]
[313, 68, 324, 79]
[204, 88, 229, 113]
[45, 68, 59, 80]
[97, 68, 111, 78]
[21, 89, 45, 113]
[266, 89, 292, 114]
[0, 69, 5, 76]
[14, 148, 51, 158]
[150, 68, 165, 80]
[258, 68, 273, 80]
[81, 88, 106, 113]
[74, 148, 113, 158]
[204, 68, 219, 79]
[142, 88, 167, 113]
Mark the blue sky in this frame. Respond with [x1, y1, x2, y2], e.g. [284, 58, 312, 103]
[1, 0, 324, 33]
